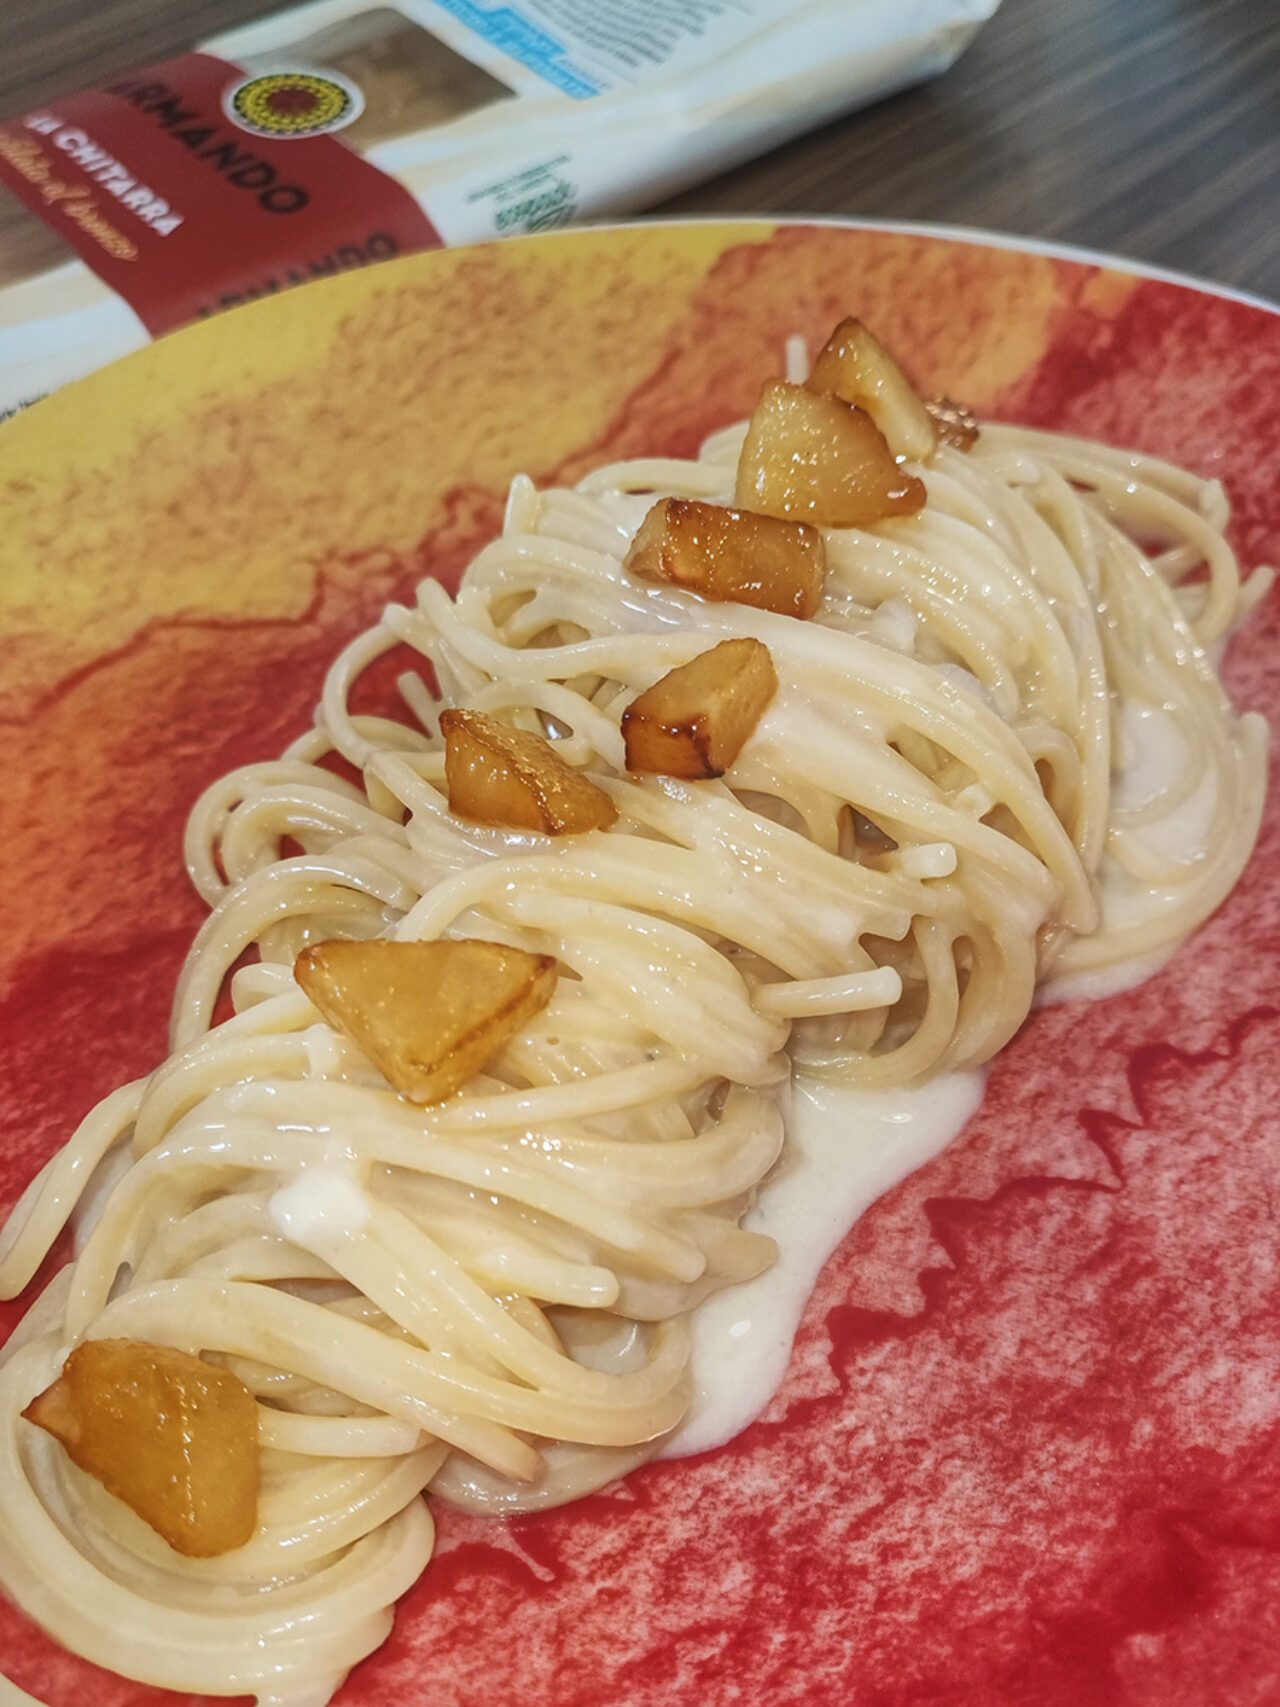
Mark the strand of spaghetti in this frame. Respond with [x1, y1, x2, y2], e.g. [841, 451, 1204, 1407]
[63, 1110, 717, 1340]
[756, 967, 904, 1017]
[1054, 713, 1268, 969]
[171, 857, 416, 1045]
[0, 1353, 434, 1694]
[979, 426, 1244, 643]
[184, 761, 372, 903]
[0, 1083, 142, 1296]
[255, 1412, 425, 1457]
[83, 1281, 691, 1447]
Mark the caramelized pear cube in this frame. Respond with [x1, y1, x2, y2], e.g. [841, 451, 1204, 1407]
[806, 317, 938, 462]
[441, 709, 617, 835]
[296, 938, 558, 1104]
[622, 638, 777, 779]
[23, 1339, 258, 1558]
[735, 382, 926, 528]
[624, 497, 825, 621]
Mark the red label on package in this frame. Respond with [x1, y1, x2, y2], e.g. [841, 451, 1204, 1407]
[0, 53, 441, 335]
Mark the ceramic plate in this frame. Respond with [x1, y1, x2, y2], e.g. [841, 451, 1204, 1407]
[1, 220, 1278, 1707]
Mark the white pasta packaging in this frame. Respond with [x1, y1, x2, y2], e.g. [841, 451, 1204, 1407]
[0, 0, 1001, 415]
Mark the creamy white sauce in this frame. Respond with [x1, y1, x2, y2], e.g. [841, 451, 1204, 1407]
[1041, 702, 1216, 1005]
[661, 1068, 984, 1459]
[1039, 941, 1177, 1007]
[269, 1167, 370, 1246]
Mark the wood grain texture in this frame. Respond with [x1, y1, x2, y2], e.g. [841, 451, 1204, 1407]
[0, 0, 1277, 299]
[660, 0, 1280, 300]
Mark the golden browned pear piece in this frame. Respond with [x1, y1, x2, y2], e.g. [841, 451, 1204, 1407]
[296, 938, 558, 1104]
[806, 317, 939, 462]
[23, 1339, 258, 1558]
[624, 497, 826, 620]
[735, 382, 927, 527]
[622, 638, 778, 779]
[441, 708, 617, 834]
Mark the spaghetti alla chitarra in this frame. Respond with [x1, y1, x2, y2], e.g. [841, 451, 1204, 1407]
[0, 320, 1269, 1705]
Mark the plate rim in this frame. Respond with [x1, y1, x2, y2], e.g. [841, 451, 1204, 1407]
[586, 213, 1280, 318]
[5, 215, 1275, 442]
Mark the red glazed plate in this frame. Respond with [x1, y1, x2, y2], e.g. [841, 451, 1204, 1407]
[1, 220, 1278, 1707]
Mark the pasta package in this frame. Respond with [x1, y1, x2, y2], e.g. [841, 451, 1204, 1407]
[0, 0, 1000, 415]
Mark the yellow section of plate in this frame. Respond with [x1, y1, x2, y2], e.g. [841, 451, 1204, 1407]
[0, 221, 770, 711]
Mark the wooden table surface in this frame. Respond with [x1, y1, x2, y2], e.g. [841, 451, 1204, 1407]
[0, 0, 1278, 300]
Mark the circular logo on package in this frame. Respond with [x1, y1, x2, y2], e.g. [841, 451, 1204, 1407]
[224, 71, 365, 139]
